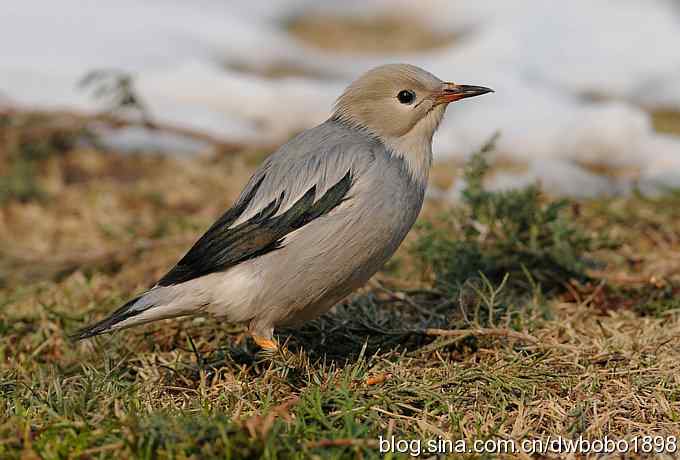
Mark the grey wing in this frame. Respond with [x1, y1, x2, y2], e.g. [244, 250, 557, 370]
[156, 135, 375, 287]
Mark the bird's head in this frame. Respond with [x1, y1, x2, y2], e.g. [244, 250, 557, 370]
[333, 63, 493, 143]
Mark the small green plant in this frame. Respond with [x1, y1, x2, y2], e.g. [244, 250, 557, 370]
[413, 135, 615, 300]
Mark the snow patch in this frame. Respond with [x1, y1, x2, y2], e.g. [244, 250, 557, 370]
[1, 0, 679, 195]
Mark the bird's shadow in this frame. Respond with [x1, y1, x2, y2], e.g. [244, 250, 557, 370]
[266, 291, 454, 365]
[155, 291, 465, 387]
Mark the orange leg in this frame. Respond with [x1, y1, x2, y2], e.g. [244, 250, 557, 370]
[249, 321, 277, 351]
[252, 334, 278, 351]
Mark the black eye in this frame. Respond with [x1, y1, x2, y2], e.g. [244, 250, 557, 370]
[397, 89, 416, 105]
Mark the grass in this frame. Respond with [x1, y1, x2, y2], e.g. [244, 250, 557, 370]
[2, 110, 680, 459]
[412, 135, 616, 303]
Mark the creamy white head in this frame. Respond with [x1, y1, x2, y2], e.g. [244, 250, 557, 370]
[333, 63, 493, 182]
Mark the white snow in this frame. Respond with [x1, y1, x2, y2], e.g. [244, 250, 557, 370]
[1, 0, 679, 195]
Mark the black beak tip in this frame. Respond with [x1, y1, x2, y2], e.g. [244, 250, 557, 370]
[463, 85, 494, 96]
[443, 84, 495, 100]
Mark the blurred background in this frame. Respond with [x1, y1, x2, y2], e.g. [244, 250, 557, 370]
[3, 0, 680, 285]
[4, 3, 680, 451]
[2, 0, 680, 200]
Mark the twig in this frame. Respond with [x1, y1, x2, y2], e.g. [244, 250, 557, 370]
[0, 107, 272, 153]
[423, 327, 538, 344]
[91, 112, 244, 151]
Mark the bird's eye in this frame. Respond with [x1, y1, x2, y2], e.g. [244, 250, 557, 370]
[397, 89, 416, 105]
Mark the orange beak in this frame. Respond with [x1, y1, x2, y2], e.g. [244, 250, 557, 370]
[434, 82, 494, 105]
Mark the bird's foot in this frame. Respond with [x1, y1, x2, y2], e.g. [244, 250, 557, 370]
[252, 334, 279, 351]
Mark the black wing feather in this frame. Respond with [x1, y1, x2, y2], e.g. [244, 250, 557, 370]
[157, 170, 352, 286]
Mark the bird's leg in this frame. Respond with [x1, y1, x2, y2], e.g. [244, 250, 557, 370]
[253, 335, 278, 351]
[249, 322, 278, 351]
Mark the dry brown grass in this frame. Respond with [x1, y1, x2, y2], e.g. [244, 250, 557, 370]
[287, 13, 458, 54]
[2, 110, 680, 459]
[651, 109, 680, 136]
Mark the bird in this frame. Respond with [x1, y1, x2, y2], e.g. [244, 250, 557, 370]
[72, 64, 493, 350]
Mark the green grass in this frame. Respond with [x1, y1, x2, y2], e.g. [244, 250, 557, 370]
[413, 136, 616, 303]
[2, 111, 680, 459]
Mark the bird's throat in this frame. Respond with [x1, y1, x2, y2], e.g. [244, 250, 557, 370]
[383, 135, 433, 186]
[380, 104, 446, 185]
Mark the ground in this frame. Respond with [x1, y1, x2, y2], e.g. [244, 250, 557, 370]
[1, 110, 680, 459]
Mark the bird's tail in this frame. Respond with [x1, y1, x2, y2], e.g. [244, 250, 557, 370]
[71, 292, 157, 340]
